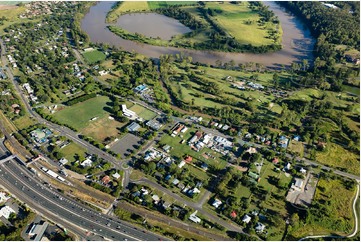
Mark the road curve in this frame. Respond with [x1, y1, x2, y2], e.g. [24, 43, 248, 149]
[299, 183, 360, 241]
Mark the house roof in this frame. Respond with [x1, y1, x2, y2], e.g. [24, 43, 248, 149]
[127, 122, 141, 132]
[230, 211, 237, 218]
[101, 175, 111, 184]
[185, 156, 193, 162]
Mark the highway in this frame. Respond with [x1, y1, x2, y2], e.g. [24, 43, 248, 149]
[0, 157, 166, 241]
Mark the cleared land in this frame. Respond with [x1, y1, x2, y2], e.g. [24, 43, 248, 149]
[13, 115, 36, 130]
[82, 50, 106, 64]
[82, 115, 125, 143]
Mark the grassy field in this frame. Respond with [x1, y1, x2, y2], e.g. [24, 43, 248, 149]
[206, 1, 281, 46]
[316, 143, 359, 175]
[289, 178, 356, 239]
[53, 96, 112, 130]
[128, 104, 157, 120]
[12, 115, 36, 130]
[61, 142, 87, 162]
[148, 1, 197, 9]
[82, 50, 106, 64]
[0, 5, 28, 33]
[288, 140, 304, 157]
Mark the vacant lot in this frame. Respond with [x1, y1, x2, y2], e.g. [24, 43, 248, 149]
[13, 115, 36, 130]
[82, 115, 125, 143]
[60, 142, 87, 162]
[110, 133, 141, 156]
[53, 96, 112, 130]
[82, 50, 106, 64]
[316, 143, 359, 175]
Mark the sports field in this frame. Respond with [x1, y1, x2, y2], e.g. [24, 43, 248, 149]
[82, 50, 106, 64]
[128, 104, 157, 120]
[53, 96, 112, 130]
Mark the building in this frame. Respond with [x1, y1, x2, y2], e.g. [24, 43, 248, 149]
[189, 211, 201, 223]
[162, 145, 171, 153]
[127, 122, 141, 132]
[242, 214, 252, 224]
[80, 158, 92, 167]
[212, 198, 222, 208]
[59, 157, 68, 166]
[189, 131, 203, 144]
[112, 172, 121, 179]
[122, 104, 137, 119]
[178, 160, 186, 168]
[0, 206, 15, 219]
[101, 175, 111, 185]
[230, 210, 237, 219]
[134, 84, 149, 94]
[278, 136, 289, 149]
[146, 119, 162, 130]
[28, 221, 49, 241]
[291, 178, 304, 191]
[255, 222, 266, 233]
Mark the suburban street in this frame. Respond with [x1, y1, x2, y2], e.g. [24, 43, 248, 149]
[0, 156, 166, 241]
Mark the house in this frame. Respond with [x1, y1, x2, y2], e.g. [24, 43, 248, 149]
[165, 174, 172, 181]
[272, 157, 279, 164]
[188, 131, 203, 144]
[80, 158, 92, 167]
[189, 211, 201, 223]
[127, 122, 141, 132]
[278, 136, 289, 149]
[284, 162, 291, 171]
[28, 221, 49, 241]
[242, 214, 252, 224]
[293, 135, 301, 141]
[134, 84, 149, 94]
[172, 178, 180, 186]
[162, 201, 171, 209]
[188, 187, 200, 196]
[140, 188, 149, 195]
[177, 183, 185, 190]
[246, 147, 257, 154]
[230, 210, 237, 219]
[162, 145, 171, 153]
[255, 222, 266, 233]
[202, 134, 212, 145]
[59, 157, 68, 166]
[291, 178, 304, 191]
[300, 167, 307, 174]
[180, 126, 188, 133]
[212, 198, 222, 208]
[201, 163, 208, 171]
[112, 172, 121, 179]
[151, 194, 160, 203]
[178, 160, 186, 168]
[0, 205, 15, 219]
[146, 119, 162, 130]
[101, 175, 111, 185]
[184, 156, 193, 163]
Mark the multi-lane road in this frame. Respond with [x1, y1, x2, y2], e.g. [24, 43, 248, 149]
[0, 156, 166, 241]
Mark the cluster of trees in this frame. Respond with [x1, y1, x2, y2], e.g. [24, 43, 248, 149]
[156, 6, 205, 30]
[0, 207, 34, 241]
[64, 93, 96, 106]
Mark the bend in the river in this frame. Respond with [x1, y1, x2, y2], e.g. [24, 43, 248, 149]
[81, 1, 315, 68]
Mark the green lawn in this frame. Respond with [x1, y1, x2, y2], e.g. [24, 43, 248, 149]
[82, 50, 106, 64]
[316, 143, 360, 175]
[148, 1, 197, 9]
[53, 96, 112, 130]
[128, 104, 157, 120]
[13, 115, 36, 130]
[61, 142, 87, 162]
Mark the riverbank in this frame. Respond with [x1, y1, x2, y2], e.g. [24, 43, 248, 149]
[106, 1, 282, 54]
[81, 1, 315, 68]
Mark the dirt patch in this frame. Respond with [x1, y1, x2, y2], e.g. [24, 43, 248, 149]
[0, 5, 17, 10]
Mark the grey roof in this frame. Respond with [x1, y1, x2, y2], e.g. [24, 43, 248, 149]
[127, 122, 141, 132]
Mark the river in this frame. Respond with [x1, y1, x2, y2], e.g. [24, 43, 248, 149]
[81, 1, 315, 68]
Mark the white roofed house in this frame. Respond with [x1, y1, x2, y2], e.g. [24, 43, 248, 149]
[189, 210, 201, 223]
[242, 214, 252, 224]
[212, 198, 222, 208]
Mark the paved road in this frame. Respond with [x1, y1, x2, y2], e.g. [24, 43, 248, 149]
[133, 178, 251, 236]
[0, 157, 166, 241]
